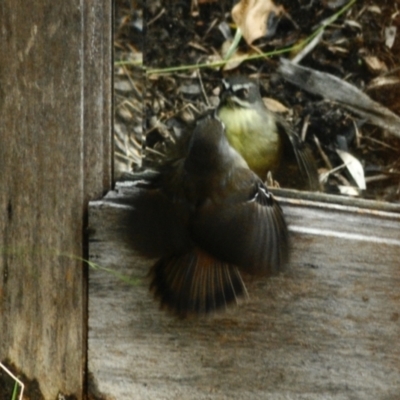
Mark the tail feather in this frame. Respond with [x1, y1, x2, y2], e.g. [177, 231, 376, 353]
[150, 247, 247, 317]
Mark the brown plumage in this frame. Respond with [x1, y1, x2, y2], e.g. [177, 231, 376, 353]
[123, 116, 289, 317]
[150, 247, 246, 316]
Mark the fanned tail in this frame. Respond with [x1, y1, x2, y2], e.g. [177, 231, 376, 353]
[150, 247, 247, 317]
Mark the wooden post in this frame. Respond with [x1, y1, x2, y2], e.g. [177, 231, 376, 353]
[0, 0, 112, 398]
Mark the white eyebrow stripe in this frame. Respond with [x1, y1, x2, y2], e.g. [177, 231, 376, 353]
[222, 79, 230, 89]
[289, 225, 400, 246]
[231, 83, 254, 91]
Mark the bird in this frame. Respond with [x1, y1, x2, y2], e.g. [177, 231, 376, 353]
[216, 75, 321, 191]
[121, 115, 289, 317]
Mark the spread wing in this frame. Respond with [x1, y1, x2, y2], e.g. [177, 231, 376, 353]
[190, 172, 289, 276]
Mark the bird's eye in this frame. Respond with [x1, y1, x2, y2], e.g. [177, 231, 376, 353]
[235, 88, 249, 99]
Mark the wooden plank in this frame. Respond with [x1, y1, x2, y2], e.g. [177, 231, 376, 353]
[88, 185, 400, 399]
[0, 1, 112, 398]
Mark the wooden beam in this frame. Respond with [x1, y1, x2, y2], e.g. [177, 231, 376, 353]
[0, 1, 112, 398]
[88, 185, 400, 398]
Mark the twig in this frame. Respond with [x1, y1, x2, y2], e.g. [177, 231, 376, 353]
[314, 135, 333, 170]
[0, 363, 24, 400]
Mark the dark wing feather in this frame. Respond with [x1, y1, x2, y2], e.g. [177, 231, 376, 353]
[292, 140, 321, 191]
[114, 189, 192, 259]
[191, 178, 289, 276]
[276, 117, 321, 191]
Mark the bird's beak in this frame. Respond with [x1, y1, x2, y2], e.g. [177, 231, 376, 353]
[219, 89, 230, 103]
[219, 90, 237, 108]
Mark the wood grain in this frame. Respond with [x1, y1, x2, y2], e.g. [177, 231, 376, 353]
[88, 186, 400, 399]
[0, 1, 112, 398]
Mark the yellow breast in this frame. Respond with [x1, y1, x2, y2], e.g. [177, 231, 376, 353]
[217, 107, 281, 179]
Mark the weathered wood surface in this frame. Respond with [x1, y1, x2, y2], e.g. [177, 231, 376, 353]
[88, 185, 400, 400]
[0, 1, 112, 398]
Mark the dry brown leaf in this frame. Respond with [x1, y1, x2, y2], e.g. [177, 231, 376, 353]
[363, 55, 388, 74]
[367, 5, 381, 14]
[367, 76, 400, 91]
[263, 97, 289, 113]
[337, 185, 361, 196]
[385, 26, 397, 48]
[336, 149, 366, 190]
[232, 0, 284, 45]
